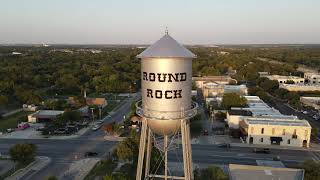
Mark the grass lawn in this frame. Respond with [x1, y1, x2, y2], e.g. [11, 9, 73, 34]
[84, 159, 116, 180]
[0, 111, 31, 133]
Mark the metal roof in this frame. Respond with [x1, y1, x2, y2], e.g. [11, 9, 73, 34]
[137, 34, 196, 58]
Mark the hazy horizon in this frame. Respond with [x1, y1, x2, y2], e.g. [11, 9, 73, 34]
[1, 0, 320, 44]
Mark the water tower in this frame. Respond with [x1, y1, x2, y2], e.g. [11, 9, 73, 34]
[135, 31, 198, 180]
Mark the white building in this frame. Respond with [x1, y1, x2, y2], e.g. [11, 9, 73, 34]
[304, 72, 320, 85]
[192, 76, 236, 89]
[300, 96, 320, 110]
[265, 75, 305, 84]
[202, 83, 248, 98]
[280, 84, 320, 92]
[239, 116, 311, 147]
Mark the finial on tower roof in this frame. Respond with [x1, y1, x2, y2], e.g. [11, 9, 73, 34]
[165, 26, 168, 35]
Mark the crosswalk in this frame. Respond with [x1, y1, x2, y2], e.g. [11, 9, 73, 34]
[309, 151, 320, 162]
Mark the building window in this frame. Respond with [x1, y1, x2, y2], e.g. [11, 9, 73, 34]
[282, 129, 285, 135]
[260, 138, 263, 142]
[292, 129, 298, 139]
[305, 130, 308, 136]
[251, 127, 254, 134]
[272, 128, 275, 135]
[288, 139, 291, 144]
[261, 128, 264, 134]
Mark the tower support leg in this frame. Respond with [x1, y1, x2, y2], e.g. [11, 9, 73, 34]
[164, 135, 168, 180]
[181, 119, 193, 180]
[136, 118, 148, 180]
[144, 128, 152, 179]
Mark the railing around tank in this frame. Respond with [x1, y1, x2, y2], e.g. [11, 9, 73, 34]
[135, 100, 198, 120]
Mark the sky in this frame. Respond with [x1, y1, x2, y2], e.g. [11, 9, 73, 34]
[1, 0, 320, 44]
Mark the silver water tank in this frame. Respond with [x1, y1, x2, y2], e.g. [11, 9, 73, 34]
[137, 33, 196, 135]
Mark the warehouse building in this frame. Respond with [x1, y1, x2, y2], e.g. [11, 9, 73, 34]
[304, 72, 320, 85]
[239, 116, 311, 147]
[265, 75, 305, 84]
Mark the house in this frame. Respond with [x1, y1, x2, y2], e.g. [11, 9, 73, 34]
[28, 110, 64, 123]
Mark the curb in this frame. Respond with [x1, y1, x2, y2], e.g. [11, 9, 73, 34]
[5, 156, 51, 180]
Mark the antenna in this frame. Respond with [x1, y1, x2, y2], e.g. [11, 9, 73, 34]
[165, 26, 169, 35]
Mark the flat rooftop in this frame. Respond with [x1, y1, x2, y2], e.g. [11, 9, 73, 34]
[33, 110, 64, 116]
[244, 117, 311, 127]
[229, 164, 304, 180]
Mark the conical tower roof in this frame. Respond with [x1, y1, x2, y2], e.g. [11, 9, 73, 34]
[137, 34, 196, 58]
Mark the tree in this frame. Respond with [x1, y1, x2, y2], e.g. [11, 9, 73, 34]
[9, 143, 37, 165]
[195, 165, 229, 180]
[0, 95, 8, 106]
[55, 110, 83, 126]
[221, 93, 247, 110]
[115, 130, 140, 162]
[300, 160, 320, 180]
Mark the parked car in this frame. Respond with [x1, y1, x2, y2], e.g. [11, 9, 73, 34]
[203, 129, 209, 136]
[84, 151, 98, 157]
[17, 122, 30, 130]
[253, 148, 270, 154]
[6, 128, 14, 133]
[54, 128, 67, 134]
[92, 124, 102, 131]
[273, 156, 281, 161]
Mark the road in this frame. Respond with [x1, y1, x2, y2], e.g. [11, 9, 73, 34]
[169, 144, 320, 168]
[0, 95, 135, 180]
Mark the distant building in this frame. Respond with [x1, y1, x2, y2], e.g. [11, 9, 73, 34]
[11, 52, 22, 55]
[192, 76, 236, 89]
[22, 104, 38, 112]
[265, 75, 305, 84]
[258, 72, 269, 77]
[300, 96, 320, 110]
[280, 84, 320, 91]
[227, 110, 252, 129]
[304, 72, 320, 85]
[28, 110, 64, 123]
[86, 98, 108, 108]
[231, 96, 282, 117]
[228, 164, 304, 180]
[202, 83, 247, 98]
[239, 116, 311, 147]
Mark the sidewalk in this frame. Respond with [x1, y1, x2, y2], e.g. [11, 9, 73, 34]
[230, 142, 320, 152]
[6, 156, 51, 180]
[60, 158, 100, 180]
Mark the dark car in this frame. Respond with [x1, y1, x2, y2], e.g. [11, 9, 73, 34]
[84, 152, 98, 157]
[253, 148, 270, 154]
[203, 129, 209, 136]
[217, 143, 231, 148]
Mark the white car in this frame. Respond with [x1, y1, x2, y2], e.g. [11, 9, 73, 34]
[92, 124, 102, 131]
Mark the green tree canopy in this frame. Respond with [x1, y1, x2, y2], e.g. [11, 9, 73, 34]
[9, 143, 37, 165]
[300, 160, 320, 180]
[221, 93, 247, 110]
[195, 165, 229, 180]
